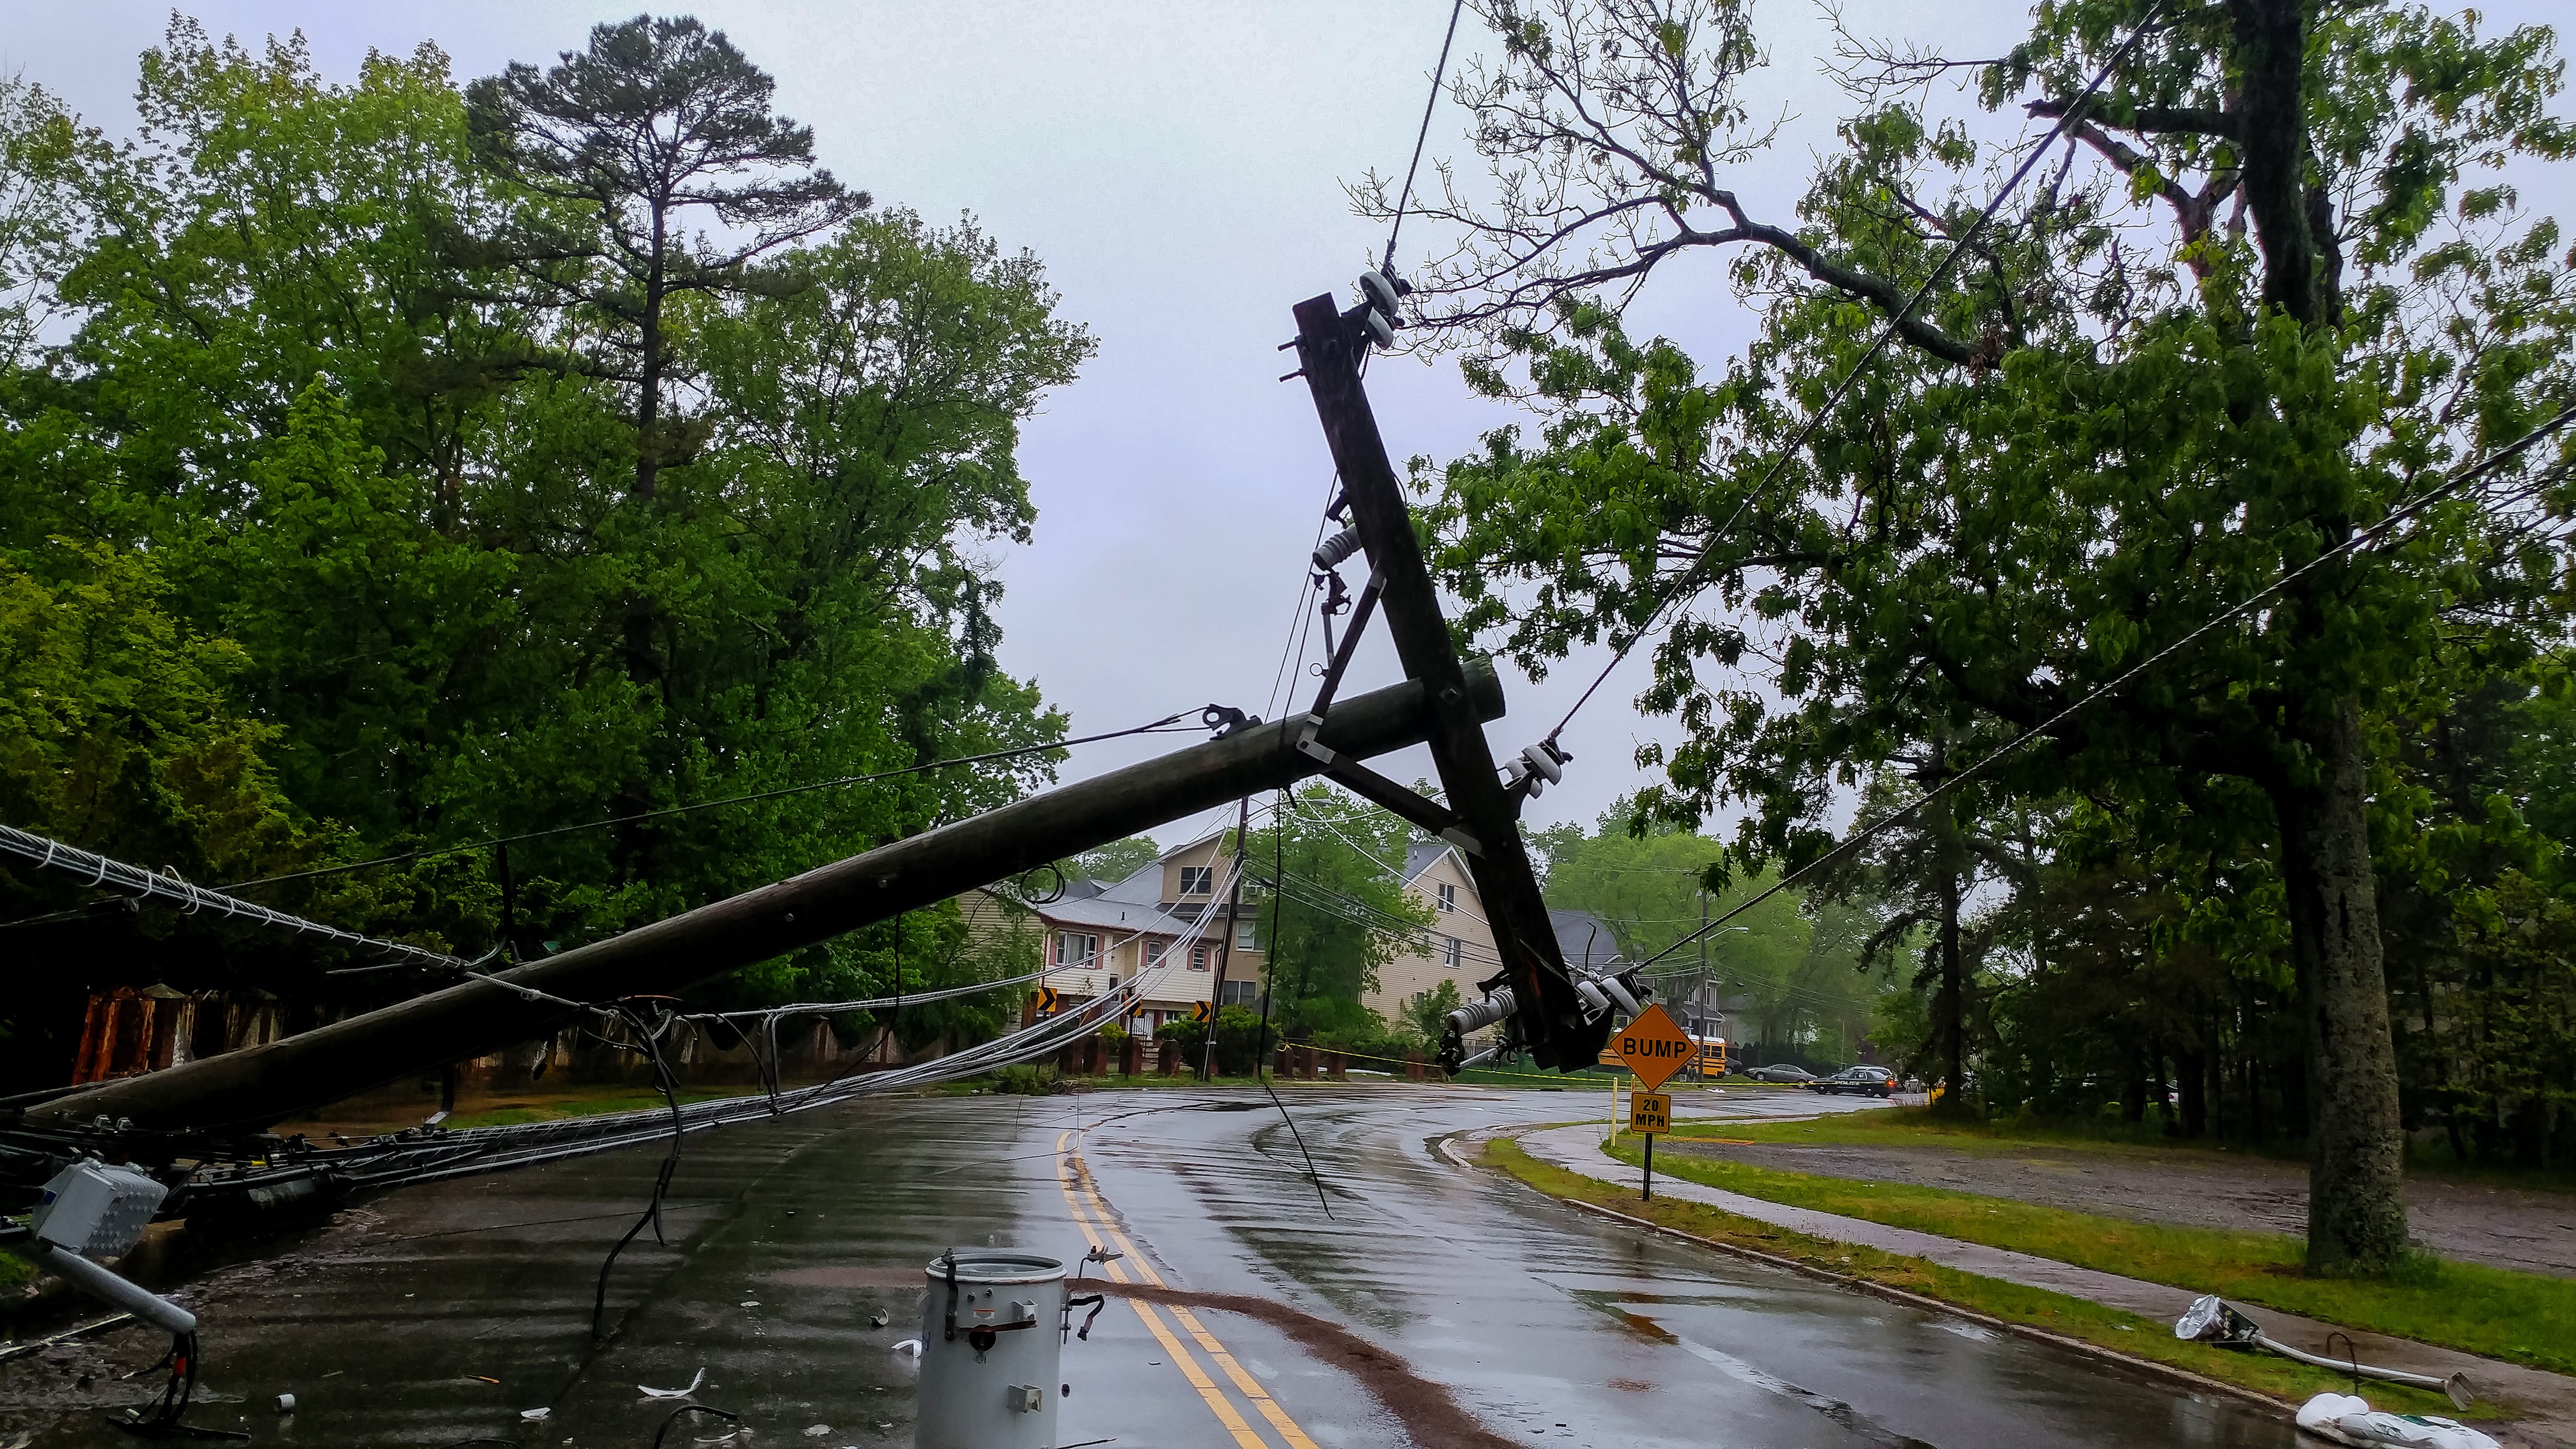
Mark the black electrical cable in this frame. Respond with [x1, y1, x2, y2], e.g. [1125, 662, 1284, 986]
[1537, 0, 2176, 749]
[1382, 0, 1470, 277]
[210, 712, 1203, 897]
[648, 1403, 740, 1449]
[589, 1005, 686, 1341]
[1252, 789, 1335, 1220]
[1627, 396, 2576, 975]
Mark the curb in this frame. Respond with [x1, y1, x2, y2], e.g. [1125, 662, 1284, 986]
[1456, 1130, 2294, 1422]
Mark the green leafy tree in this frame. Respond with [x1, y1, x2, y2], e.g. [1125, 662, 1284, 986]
[1246, 783, 1437, 1039]
[1071, 836, 1161, 885]
[1400, 0, 2574, 1271]
[465, 12, 862, 500]
[1529, 800, 1821, 1037]
[0, 16, 1083, 1051]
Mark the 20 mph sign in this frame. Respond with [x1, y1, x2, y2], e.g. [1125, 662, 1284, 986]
[1610, 1003, 1695, 1091]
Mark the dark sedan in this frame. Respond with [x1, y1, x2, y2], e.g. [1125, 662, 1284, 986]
[1808, 1066, 1897, 1098]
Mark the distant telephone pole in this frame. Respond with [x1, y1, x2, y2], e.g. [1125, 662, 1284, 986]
[1203, 795, 1251, 1080]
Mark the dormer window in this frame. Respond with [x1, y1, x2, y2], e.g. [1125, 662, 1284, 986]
[1179, 865, 1213, 896]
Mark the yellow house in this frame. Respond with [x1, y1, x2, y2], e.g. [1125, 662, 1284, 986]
[957, 830, 1268, 1035]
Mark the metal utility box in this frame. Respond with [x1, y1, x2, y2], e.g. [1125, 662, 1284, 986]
[916, 1251, 1066, 1449]
[33, 1161, 167, 1259]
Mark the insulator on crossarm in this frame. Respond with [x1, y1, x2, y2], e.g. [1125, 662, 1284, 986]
[1598, 975, 1640, 1018]
[1313, 526, 1364, 573]
[1359, 270, 1404, 320]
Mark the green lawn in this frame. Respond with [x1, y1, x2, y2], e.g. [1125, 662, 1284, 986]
[1482, 1138, 2469, 1417]
[1607, 1136, 2576, 1375]
[443, 1086, 739, 1129]
[1681, 1105, 2576, 1192]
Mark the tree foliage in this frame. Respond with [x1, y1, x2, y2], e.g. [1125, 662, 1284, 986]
[1401, 0, 2575, 1268]
[0, 16, 1089, 1088]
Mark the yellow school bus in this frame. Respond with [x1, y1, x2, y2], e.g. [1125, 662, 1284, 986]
[1598, 1034, 1728, 1078]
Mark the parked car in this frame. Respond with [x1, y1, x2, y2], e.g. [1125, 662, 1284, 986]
[1739, 1063, 1816, 1084]
[1810, 1066, 1897, 1098]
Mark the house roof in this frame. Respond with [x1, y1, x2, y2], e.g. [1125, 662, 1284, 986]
[1547, 908, 1625, 973]
[1402, 840, 1454, 885]
[1033, 895, 1184, 935]
[1094, 862, 1163, 905]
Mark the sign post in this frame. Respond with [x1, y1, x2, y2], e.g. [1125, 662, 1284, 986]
[1611, 1005, 1693, 1202]
[1629, 1091, 1671, 1198]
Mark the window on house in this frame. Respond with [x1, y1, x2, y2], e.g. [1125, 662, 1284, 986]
[1145, 940, 1166, 967]
[1189, 943, 1210, 971]
[1054, 932, 1099, 968]
[1235, 918, 1258, 950]
[1218, 979, 1261, 1008]
[1179, 865, 1213, 896]
[1443, 935, 1461, 969]
[1437, 881, 1456, 913]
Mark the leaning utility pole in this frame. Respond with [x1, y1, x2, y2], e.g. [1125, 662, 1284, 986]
[28, 668, 1501, 1134]
[1287, 292, 1603, 1069]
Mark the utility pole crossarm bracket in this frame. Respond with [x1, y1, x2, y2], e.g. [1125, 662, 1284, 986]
[1289, 293, 1596, 1069]
[1292, 717, 1479, 855]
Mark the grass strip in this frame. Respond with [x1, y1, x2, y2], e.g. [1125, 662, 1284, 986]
[440, 1086, 736, 1129]
[1671, 1105, 2576, 1193]
[1607, 1136, 2576, 1376]
[1479, 1137, 2469, 1419]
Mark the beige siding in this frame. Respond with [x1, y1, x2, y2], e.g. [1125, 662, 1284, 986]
[1365, 849, 1499, 1020]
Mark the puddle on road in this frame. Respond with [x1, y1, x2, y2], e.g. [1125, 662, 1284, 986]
[763, 1265, 925, 1290]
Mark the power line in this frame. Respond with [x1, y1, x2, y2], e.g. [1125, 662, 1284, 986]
[0, 824, 464, 971]
[1629, 395, 2576, 974]
[0, 712, 1211, 935]
[1540, 0, 2174, 748]
[1382, 0, 1471, 277]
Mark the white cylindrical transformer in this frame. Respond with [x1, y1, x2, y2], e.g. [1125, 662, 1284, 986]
[915, 1251, 1066, 1449]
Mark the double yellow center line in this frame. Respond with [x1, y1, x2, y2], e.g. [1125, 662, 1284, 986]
[1053, 1129, 1320, 1449]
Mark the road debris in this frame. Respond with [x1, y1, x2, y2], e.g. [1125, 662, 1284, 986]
[640, 1368, 707, 1399]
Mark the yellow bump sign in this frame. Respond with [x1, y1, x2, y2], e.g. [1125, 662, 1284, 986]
[1629, 1091, 1671, 1135]
[1611, 1003, 1695, 1091]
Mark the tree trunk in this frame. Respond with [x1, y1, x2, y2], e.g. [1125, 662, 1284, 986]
[2178, 1047, 2209, 1139]
[2273, 698, 2409, 1272]
[1933, 860, 1969, 1115]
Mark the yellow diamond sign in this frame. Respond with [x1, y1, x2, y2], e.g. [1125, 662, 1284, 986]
[1611, 1003, 1695, 1091]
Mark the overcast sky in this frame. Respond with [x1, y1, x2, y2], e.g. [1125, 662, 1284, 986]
[9, 1, 2568, 852]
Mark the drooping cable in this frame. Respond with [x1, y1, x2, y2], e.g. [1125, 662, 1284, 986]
[1537, 0, 2175, 748]
[0, 823, 463, 970]
[1629, 396, 2576, 972]
[1252, 788, 1335, 1219]
[209, 711, 1204, 896]
[588, 1004, 686, 1341]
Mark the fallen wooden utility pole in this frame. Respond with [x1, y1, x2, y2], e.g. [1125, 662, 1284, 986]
[26, 666, 1502, 1135]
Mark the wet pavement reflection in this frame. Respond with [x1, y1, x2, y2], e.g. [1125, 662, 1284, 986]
[4, 1086, 2296, 1448]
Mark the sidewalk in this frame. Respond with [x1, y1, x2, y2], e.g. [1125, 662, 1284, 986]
[1514, 1122, 2576, 1444]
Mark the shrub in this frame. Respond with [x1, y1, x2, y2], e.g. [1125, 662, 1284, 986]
[991, 1063, 1063, 1095]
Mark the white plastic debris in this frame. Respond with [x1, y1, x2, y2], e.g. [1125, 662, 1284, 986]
[639, 1367, 707, 1399]
[274, 1393, 295, 1414]
[803, 1425, 831, 1437]
[869, 1311, 889, 1328]
[2296, 1392, 2499, 1449]
[890, 1338, 923, 1358]
[520, 1407, 551, 1421]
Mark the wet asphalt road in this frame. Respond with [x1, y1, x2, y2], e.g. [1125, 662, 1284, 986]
[4, 1085, 2294, 1448]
